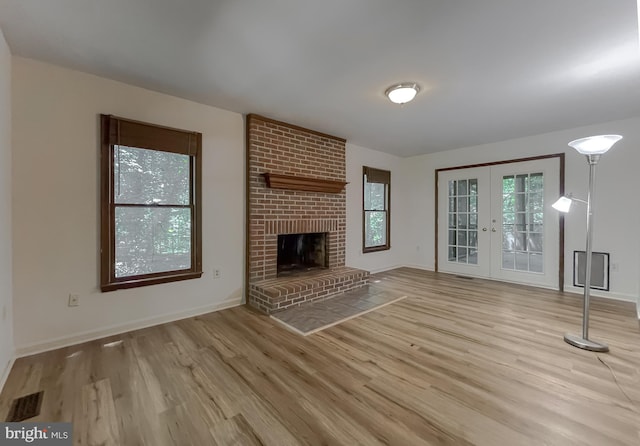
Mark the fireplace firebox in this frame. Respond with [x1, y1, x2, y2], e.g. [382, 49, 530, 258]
[277, 232, 328, 276]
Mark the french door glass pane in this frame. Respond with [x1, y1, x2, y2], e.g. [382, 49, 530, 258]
[468, 231, 477, 247]
[529, 173, 543, 191]
[448, 247, 456, 261]
[530, 253, 543, 272]
[448, 178, 478, 265]
[457, 197, 468, 212]
[457, 180, 468, 195]
[502, 251, 514, 269]
[115, 207, 192, 278]
[516, 252, 529, 270]
[448, 213, 456, 229]
[501, 172, 544, 273]
[469, 214, 478, 229]
[469, 179, 478, 194]
[468, 249, 478, 264]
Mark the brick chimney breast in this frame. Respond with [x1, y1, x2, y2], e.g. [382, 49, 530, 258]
[246, 115, 368, 313]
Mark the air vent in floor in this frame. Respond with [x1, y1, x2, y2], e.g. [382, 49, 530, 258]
[6, 391, 44, 422]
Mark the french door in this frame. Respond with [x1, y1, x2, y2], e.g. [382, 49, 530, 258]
[437, 158, 560, 289]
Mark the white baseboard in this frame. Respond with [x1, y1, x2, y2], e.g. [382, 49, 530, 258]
[367, 264, 404, 274]
[400, 264, 435, 272]
[563, 286, 637, 303]
[15, 297, 243, 357]
[0, 356, 16, 394]
[366, 264, 436, 274]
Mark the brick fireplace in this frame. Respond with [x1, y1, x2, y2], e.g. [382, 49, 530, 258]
[247, 114, 368, 313]
[277, 232, 327, 276]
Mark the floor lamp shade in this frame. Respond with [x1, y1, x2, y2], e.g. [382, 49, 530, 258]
[568, 135, 622, 155]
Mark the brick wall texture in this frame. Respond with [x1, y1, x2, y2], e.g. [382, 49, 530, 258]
[247, 115, 367, 313]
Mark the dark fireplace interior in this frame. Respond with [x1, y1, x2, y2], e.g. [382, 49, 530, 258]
[277, 232, 327, 276]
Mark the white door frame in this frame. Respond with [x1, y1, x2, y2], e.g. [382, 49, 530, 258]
[435, 153, 565, 291]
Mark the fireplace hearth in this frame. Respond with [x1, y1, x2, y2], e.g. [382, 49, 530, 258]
[247, 115, 368, 313]
[277, 232, 327, 276]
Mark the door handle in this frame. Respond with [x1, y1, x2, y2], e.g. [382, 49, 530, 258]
[492, 228, 497, 232]
[482, 227, 488, 232]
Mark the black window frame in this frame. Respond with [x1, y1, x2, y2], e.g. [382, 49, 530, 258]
[100, 114, 203, 291]
[363, 166, 391, 253]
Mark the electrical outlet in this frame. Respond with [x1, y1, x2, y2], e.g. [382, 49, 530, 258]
[68, 294, 80, 307]
[213, 269, 221, 279]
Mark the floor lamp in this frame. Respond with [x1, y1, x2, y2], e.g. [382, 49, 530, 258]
[552, 134, 623, 352]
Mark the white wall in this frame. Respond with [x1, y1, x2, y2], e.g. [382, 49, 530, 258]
[12, 58, 245, 354]
[345, 143, 409, 273]
[403, 116, 640, 305]
[0, 28, 14, 389]
[8, 57, 639, 358]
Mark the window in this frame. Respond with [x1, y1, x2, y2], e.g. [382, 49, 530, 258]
[100, 115, 202, 291]
[363, 166, 390, 252]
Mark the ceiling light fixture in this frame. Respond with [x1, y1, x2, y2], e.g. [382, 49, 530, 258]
[385, 83, 420, 104]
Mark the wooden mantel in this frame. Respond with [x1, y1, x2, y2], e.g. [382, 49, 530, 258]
[261, 173, 347, 193]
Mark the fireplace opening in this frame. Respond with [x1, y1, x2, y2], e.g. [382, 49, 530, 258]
[277, 232, 328, 276]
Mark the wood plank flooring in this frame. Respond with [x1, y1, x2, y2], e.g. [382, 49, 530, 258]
[1, 268, 639, 445]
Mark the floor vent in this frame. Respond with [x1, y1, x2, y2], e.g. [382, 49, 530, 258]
[6, 391, 44, 422]
[573, 251, 610, 291]
[455, 275, 474, 280]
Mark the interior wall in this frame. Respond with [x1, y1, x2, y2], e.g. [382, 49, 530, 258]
[8, 56, 639, 356]
[12, 57, 245, 354]
[0, 28, 14, 389]
[345, 143, 409, 273]
[404, 116, 640, 305]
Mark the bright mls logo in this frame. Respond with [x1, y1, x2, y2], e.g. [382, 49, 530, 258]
[0, 423, 71, 445]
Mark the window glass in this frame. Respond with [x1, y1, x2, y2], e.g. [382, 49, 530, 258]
[114, 146, 190, 205]
[364, 210, 387, 248]
[363, 167, 390, 252]
[115, 207, 192, 277]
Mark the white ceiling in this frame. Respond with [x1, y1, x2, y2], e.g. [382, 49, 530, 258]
[1, 0, 639, 156]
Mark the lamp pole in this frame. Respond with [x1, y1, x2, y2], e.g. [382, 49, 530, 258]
[564, 153, 609, 352]
[557, 135, 621, 351]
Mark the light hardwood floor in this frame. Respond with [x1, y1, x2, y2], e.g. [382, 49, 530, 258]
[1, 268, 639, 445]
